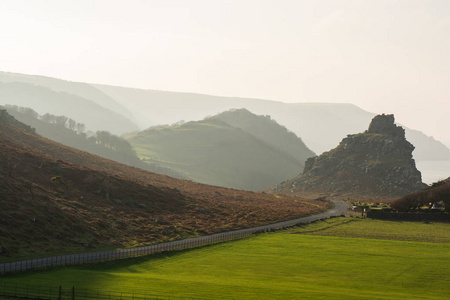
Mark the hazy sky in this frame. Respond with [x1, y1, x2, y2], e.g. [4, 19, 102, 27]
[1, 0, 449, 147]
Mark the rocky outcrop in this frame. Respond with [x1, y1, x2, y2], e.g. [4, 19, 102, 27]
[271, 114, 426, 199]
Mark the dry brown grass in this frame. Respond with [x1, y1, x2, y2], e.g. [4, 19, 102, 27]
[0, 121, 330, 262]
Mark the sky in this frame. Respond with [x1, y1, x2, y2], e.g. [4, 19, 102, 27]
[1, 0, 449, 147]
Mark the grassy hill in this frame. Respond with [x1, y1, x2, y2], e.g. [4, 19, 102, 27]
[126, 110, 314, 191]
[0, 110, 329, 262]
[211, 108, 315, 165]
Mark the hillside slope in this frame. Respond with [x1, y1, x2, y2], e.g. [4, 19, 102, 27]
[0, 71, 136, 122]
[271, 114, 426, 199]
[0, 81, 138, 135]
[211, 108, 315, 165]
[94, 84, 450, 161]
[0, 110, 330, 262]
[126, 113, 311, 191]
[2, 71, 447, 161]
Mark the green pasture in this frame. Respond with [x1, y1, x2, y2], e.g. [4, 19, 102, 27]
[287, 217, 450, 243]
[2, 218, 449, 299]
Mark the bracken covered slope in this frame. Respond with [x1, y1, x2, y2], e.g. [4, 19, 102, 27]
[0, 110, 330, 262]
[271, 114, 426, 199]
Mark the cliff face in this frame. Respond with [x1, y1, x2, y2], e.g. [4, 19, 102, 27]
[271, 114, 426, 199]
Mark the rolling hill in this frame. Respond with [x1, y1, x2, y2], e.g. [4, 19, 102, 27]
[0, 80, 138, 135]
[2, 71, 449, 162]
[211, 108, 315, 165]
[125, 109, 315, 191]
[0, 109, 330, 262]
[94, 83, 450, 161]
[0, 71, 136, 122]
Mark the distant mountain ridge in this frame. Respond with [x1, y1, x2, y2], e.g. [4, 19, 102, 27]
[0, 71, 136, 122]
[1, 71, 449, 162]
[126, 109, 315, 191]
[0, 81, 138, 135]
[93, 83, 450, 161]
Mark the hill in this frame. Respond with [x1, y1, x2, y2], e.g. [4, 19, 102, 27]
[125, 110, 314, 191]
[270, 114, 426, 199]
[93, 83, 450, 161]
[0, 81, 138, 135]
[2, 71, 448, 161]
[211, 108, 315, 165]
[2, 105, 187, 179]
[392, 177, 450, 211]
[0, 109, 330, 262]
[0, 71, 136, 123]
[3, 105, 143, 166]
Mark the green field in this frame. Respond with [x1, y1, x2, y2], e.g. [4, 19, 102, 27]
[2, 218, 449, 299]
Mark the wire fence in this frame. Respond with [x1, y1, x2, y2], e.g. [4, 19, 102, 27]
[0, 281, 210, 300]
[0, 201, 347, 275]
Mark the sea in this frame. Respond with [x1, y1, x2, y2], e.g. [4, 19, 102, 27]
[416, 160, 450, 185]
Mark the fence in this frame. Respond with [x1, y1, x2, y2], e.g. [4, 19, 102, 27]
[366, 211, 450, 222]
[0, 281, 209, 300]
[0, 201, 348, 275]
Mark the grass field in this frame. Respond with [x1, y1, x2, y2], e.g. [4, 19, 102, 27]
[1, 218, 449, 299]
[287, 217, 450, 243]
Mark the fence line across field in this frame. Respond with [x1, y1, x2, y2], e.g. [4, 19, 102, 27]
[0, 281, 210, 300]
[0, 201, 348, 275]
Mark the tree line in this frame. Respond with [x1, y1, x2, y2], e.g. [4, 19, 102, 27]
[391, 179, 449, 211]
[4, 105, 135, 156]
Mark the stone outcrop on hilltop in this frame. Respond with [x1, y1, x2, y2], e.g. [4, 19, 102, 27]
[271, 114, 426, 199]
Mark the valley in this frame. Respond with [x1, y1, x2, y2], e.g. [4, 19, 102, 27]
[0, 72, 449, 300]
[2, 3, 450, 300]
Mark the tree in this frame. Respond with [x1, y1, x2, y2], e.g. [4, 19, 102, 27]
[96, 131, 112, 147]
[67, 118, 76, 131]
[21, 107, 39, 119]
[40, 113, 56, 124]
[76, 123, 86, 134]
[55, 116, 68, 128]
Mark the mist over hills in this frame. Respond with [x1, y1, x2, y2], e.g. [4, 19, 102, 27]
[211, 108, 315, 165]
[1, 71, 449, 163]
[0, 71, 136, 122]
[94, 83, 450, 161]
[3, 103, 315, 191]
[126, 109, 314, 191]
[2, 104, 187, 180]
[0, 81, 138, 135]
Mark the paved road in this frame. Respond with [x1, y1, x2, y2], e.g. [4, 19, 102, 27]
[0, 201, 348, 274]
